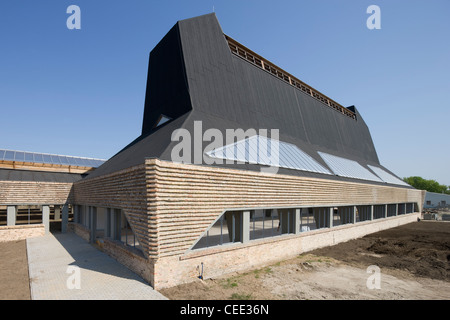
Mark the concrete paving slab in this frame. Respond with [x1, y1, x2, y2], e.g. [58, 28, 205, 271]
[27, 232, 167, 300]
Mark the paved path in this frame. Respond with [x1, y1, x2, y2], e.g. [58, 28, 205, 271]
[27, 232, 167, 300]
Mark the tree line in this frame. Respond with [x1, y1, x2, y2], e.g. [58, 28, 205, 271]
[403, 176, 450, 194]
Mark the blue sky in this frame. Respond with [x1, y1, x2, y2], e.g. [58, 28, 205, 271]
[1, 1, 449, 185]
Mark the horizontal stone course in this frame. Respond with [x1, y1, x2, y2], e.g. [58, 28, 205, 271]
[71, 158, 424, 289]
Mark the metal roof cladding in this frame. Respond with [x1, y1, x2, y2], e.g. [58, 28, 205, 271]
[0, 149, 106, 168]
[83, 13, 412, 190]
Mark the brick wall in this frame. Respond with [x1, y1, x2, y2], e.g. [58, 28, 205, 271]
[72, 158, 423, 288]
[0, 181, 73, 205]
[68, 222, 90, 242]
[73, 164, 151, 258]
[101, 238, 154, 287]
[154, 213, 420, 289]
[148, 159, 424, 259]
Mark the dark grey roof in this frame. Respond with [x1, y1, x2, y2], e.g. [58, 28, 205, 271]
[0, 168, 83, 183]
[83, 13, 410, 189]
[86, 112, 190, 179]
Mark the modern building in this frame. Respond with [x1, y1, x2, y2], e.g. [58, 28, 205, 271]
[423, 191, 450, 209]
[0, 149, 104, 239]
[1, 13, 424, 289]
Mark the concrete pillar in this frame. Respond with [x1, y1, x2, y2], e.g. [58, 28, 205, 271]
[113, 209, 122, 241]
[370, 205, 374, 220]
[54, 205, 61, 221]
[353, 206, 357, 224]
[241, 211, 250, 243]
[225, 211, 236, 242]
[7, 206, 16, 226]
[395, 204, 398, 216]
[61, 204, 69, 233]
[106, 208, 111, 238]
[384, 204, 388, 218]
[294, 209, 300, 234]
[73, 205, 79, 224]
[89, 206, 97, 243]
[328, 207, 333, 228]
[42, 205, 50, 234]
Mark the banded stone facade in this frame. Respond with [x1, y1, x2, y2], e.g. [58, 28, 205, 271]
[0, 181, 74, 205]
[72, 158, 424, 288]
[73, 164, 150, 257]
[149, 159, 423, 259]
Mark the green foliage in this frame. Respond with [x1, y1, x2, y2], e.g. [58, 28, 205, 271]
[403, 176, 450, 194]
[230, 293, 253, 300]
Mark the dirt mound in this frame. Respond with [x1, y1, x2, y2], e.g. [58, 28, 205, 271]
[311, 221, 450, 281]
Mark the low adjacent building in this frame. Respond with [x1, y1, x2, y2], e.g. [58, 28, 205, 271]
[0, 150, 104, 241]
[423, 191, 450, 209]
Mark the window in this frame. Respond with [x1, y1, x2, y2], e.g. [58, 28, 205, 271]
[155, 114, 171, 128]
[104, 208, 141, 251]
[250, 209, 291, 240]
[192, 211, 244, 250]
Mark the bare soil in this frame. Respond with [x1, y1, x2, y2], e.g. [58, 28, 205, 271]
[0, 240, 31, 300]
[161, 221, 450, 300]
[1, 221, 449, 300]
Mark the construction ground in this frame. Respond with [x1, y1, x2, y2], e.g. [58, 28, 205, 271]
[1, 217, 449, 300]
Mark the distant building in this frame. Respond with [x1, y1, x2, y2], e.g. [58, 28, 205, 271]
[423, 192, 450, 209]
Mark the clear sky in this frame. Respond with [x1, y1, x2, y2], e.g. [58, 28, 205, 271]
[1, 1, 449, 185]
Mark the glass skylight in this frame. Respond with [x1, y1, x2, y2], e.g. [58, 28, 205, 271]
[206, 135, 332, 175]
[0, 149, 106, 168]
[368, 165, 410, 186]
[318, 152, 383, 182]
[155, 115, 171, 128]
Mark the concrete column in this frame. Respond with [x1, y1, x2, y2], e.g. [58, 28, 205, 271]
[54, 205, 61, 221]
[113, 209, 122, 241]
[241, 211, 250, 243]
[370, 205, 374, 220]
[294, 209, 300, 234]
[353, 206, 357, 224]
[106, 208, 111, 238]
[225, 211, 236, 242]
[42, 205, 50, 234]
[89, 206, 97, 243]
[396, 204, 398, 216]
[73, 205, 79, 224]
[328, 207, 333, 228]
[61, 204, 68, 233]
[384, 204, 388, 218]
[7, 206, 16, 226]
